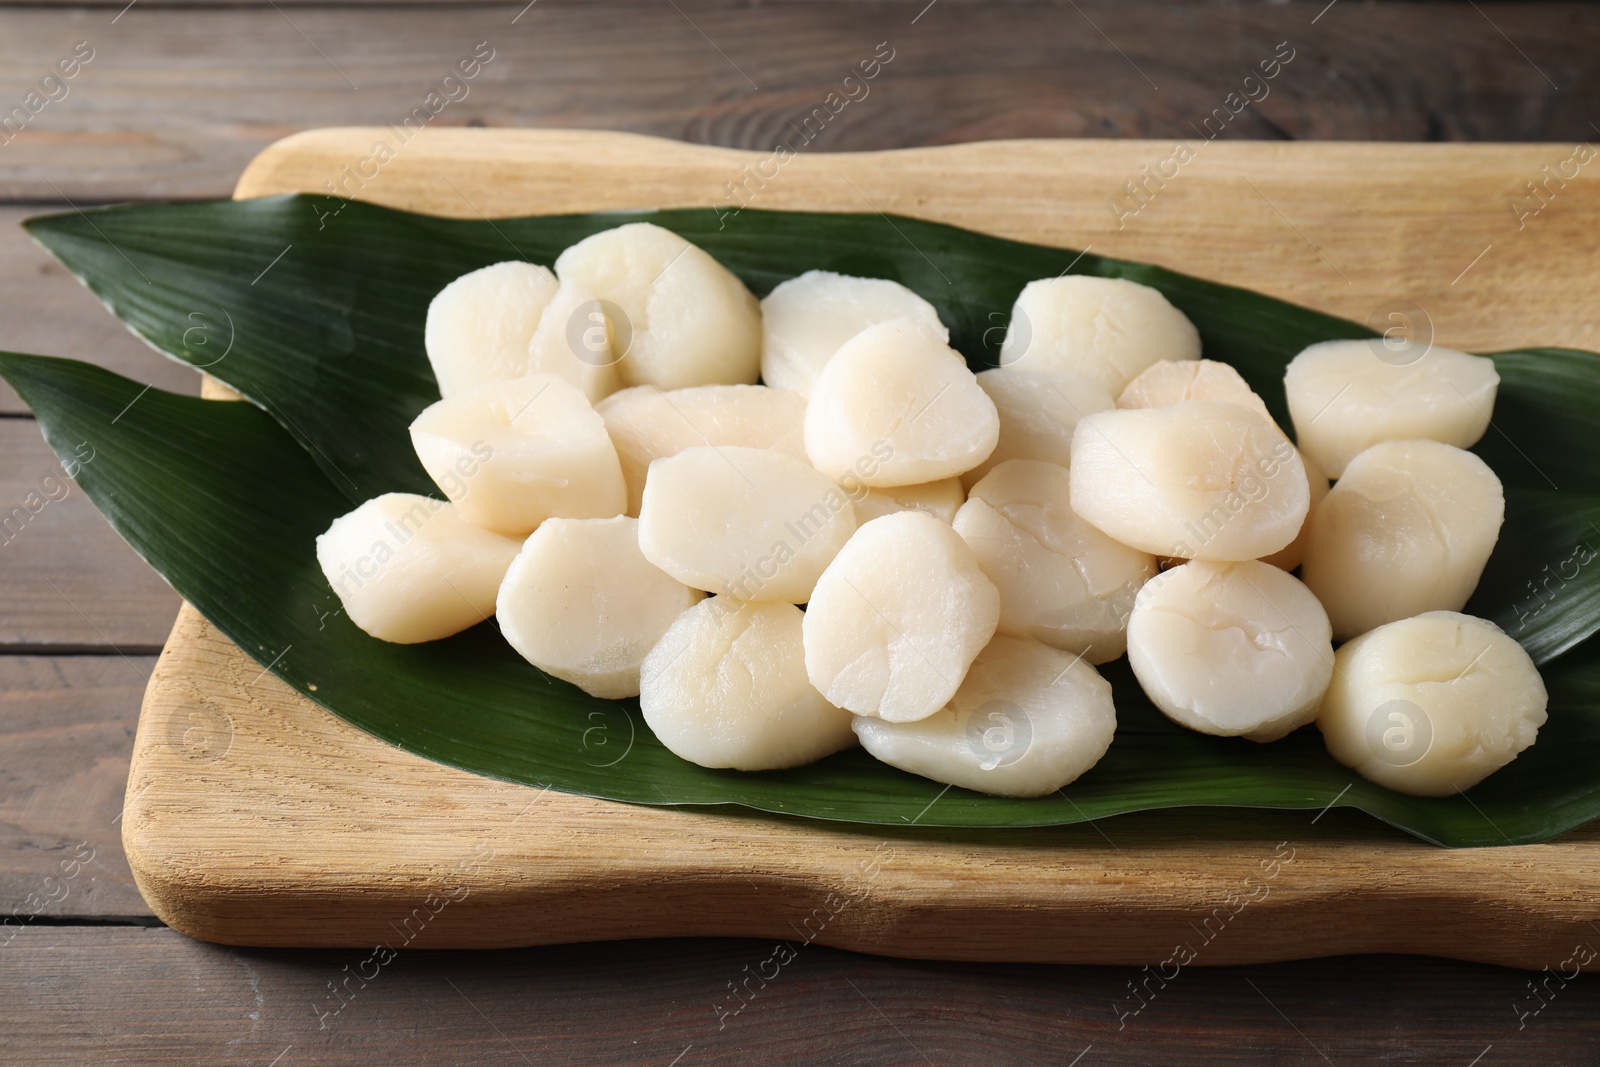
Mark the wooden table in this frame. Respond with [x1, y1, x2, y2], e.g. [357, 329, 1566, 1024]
[3, 2, 1599, 1062]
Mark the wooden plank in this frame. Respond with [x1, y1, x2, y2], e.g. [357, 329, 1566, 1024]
[0, 1, 1594, 200]
[0, 421, 180, 651]
[116, 131, 1600, 963]
[129, 603, 1600, 968]
[0, 207, 200, 414]
[4, 928, 1600, 1064]
[240, 129, 1600, 354]
[0, 655, 154, 922]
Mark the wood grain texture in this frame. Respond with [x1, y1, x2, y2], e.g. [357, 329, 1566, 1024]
[0, 655, 154, 921]
[115, 129, 1600, 963]
[0, 422, 181, 651]
[7, 928, 1600, 1066]
[130, 603, 1600, 969]
[240, 128, 1600, 354]
[0, 1, 1594, 200]
[0, 207, 200, 414]
[0, 7, 1591, 1058]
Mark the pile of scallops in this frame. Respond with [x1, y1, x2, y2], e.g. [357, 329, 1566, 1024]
[316, 221, 1548, 800]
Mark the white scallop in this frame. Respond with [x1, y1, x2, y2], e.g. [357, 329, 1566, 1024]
[1284, 339, 1500, 477]
[852, 635, 1116, 797]
[1258, 448, 1330, 573]
[999, 275, 1201, 395]
[641, 598, 856, 771]
[963, 367, 1115, 488]
[1117, 358, 1270, 418]
[848, 478, 966, 525]
[555, 222, 761, 390]
[316, 493, 521, 644]
[804, 317, 999, 487]
[598, 384, 807, 515]
[1068, 400, 1310, 561]
[409, 373, 626, 537]
[1316, 611, 1546, 796]
[1301, 439, 1505, 641]
[637, 445, 855, 603]
[424, 261, 559, 398]
[1126, 559, 1334, 742]
[759, 270, 947, 396]
[496, 516, 702, 699]
[952, 460, 1156, 663]
[525, 277, 626, 404]
[803, 511, 1000, 722]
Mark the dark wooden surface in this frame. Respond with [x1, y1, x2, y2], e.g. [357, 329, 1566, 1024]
[6, 929, 1600, 1065]
[2, 1, 1599, 1063]
[0, 2, 1596, 201]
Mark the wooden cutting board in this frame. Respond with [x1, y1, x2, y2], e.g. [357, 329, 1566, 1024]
[124, 129, 1600, 968]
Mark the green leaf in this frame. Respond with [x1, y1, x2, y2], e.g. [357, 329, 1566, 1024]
[27, 197, 1369, 499]
[13, 197, 1600, 847]
[1475, 348, 1600, 494]
[1469, 488, 1600, 663]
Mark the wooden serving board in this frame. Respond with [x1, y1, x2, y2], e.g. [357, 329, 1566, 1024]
[125, 129, 1600, 967]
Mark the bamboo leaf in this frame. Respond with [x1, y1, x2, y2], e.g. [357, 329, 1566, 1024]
[12, 198, 1600, 847]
